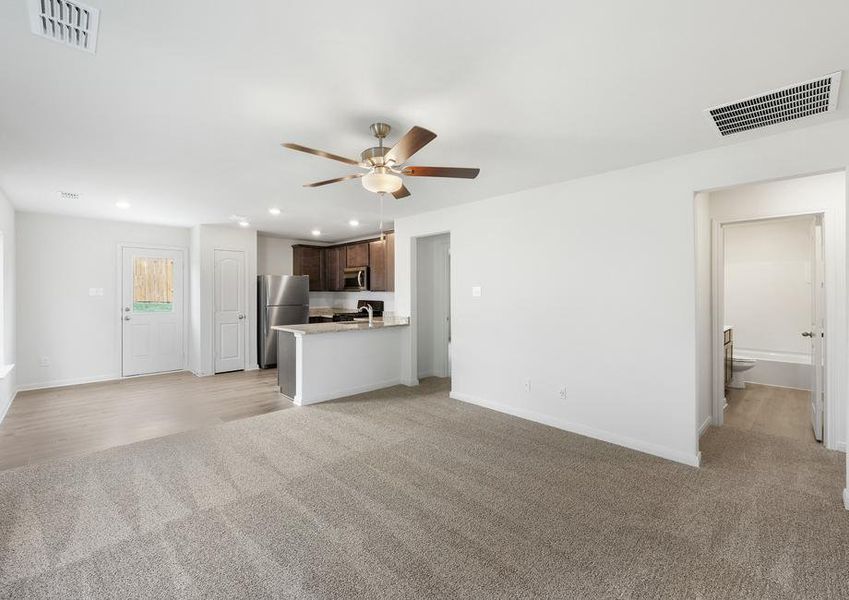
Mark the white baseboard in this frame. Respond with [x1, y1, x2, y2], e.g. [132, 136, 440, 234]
[835, 441, 846, 453]
[698, 415, 712, 438]
[449, 390, 702, 468]
[17, 372, 122, 392]
[844, 488, 849, 511]
[296, 378, 402, 406]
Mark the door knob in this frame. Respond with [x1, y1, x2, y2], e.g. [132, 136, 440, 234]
[238, 313, 245, 320]
[802, 331, 813, 337]
[123, 307, 130, 312]
[124, 315, 131, 321]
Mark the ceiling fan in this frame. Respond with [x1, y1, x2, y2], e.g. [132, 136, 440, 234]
[282, 123, 479, 199]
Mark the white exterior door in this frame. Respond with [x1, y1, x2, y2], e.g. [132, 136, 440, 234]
[122, 247, 184, 376]
[808, 218, 825, 441]
[214, 249, 246, 373]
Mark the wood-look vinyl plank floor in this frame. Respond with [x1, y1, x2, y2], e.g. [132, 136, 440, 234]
[0, 369, 290, 471]
[724, 382, 817, 444]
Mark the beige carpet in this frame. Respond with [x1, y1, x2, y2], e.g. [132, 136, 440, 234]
[0, 378, 846, 599]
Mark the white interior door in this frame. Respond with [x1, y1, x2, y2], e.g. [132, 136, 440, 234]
[808, 218, 825, 441]
[214, 249, 246, 373]
[122, 247, 184, 376]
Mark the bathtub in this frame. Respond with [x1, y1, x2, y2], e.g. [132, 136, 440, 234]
[735, 349, 812, 391]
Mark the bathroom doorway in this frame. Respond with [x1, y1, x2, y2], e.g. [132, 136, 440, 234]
[696, 170, 846, 450]
[719, 215, 824, 444]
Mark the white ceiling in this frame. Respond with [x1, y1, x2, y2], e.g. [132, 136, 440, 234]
[1, 1, 848, 241]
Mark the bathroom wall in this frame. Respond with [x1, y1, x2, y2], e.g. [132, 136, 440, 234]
[724, 217, 813, 357]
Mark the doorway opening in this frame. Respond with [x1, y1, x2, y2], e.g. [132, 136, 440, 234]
[696, 170, 846, 451]
[415, 233, 451, 387]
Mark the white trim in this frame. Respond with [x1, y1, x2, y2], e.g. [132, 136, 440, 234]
[116, 242, 190, 377]
[17, 368, 189, 392]
[698, 415, 712, 438]
[835, 441, 846, 453]
[450, 390, 702, 467]
[293, 378, 402, 406]
[843, 488, 849, 511]
[17, 372, 121, 392]
[0, 363, 14, 380]
[709, 206, 845, 451]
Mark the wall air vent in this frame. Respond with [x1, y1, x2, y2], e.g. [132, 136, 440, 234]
[706, 72, 842, 136]
[27, 0, 100, 54]
[58, 191, 80, 201]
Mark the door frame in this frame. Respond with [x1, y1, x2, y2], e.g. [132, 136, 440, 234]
[116, 243, 189, 377]
[211, 247, 249, 374]
[410, 232, 452, 382]
[710, 211, 839, 449]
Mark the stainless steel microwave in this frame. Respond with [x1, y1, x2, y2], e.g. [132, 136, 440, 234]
[343, 267, 369, 291]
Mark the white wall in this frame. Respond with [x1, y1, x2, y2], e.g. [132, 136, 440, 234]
[701, 172, 846, 446]
[0, 189, 15, 420]
[189, 224, 258, 376]
[257, 234, 298, 275]
[395, 118, 849, 478]
[16, 213, 190, 389]
[724, 217, 813, 356]
[309, 291, 395, 312]
[416, 233, 450, 378]
[694, 192, 712, 436]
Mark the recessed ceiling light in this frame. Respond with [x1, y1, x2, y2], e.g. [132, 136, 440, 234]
[269, 207, 281, 216]
[311, 229, 321, 236]
[115, 200, 131, 209]
[239, 220, 250, 227]
[349, 219, 359, 227]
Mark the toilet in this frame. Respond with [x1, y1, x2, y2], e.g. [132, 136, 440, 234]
[729, 357, 757, 389]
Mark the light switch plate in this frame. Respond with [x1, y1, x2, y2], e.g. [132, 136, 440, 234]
[88, 288, 97, 296]
[472, 286, 481, 297]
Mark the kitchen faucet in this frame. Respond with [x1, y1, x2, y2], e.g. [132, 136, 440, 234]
[359, 303, 374, 326]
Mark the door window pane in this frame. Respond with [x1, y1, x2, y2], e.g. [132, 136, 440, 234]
[133, 257, 174, 312]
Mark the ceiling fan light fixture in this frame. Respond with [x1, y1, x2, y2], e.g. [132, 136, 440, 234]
[361, 167, 403, 194]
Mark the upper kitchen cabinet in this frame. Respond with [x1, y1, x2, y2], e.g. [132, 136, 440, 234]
[324, 246, 344, 291]
[368, 233, 395, 292]
[346, 242, 369, 268]
[292, 245, 325, 291]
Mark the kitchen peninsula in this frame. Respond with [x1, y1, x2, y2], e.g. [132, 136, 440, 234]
[272, 316, 410, 405]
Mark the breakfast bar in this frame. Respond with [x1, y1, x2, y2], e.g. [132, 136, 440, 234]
[272, 317, 410, 405]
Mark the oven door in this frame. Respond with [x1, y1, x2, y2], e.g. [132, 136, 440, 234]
[343, 267, 368, 291]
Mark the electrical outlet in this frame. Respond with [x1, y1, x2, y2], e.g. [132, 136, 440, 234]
[523, 379, 531, 393]
[559, 387, 567, 400]
[39, 357, 50, 367]
[472, 286, 482, 297]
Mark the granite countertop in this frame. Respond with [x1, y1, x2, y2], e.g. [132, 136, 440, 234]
[273, 316, 410, 336]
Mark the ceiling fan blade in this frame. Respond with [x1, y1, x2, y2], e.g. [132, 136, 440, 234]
[303, 173, 363, 187]
[392, 184, 411, 199]
[384, 126, 437, 165]
[282, 143, 360, 166]
[403, 166, 480, 179]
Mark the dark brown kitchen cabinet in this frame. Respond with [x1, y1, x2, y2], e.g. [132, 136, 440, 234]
[346, 242, 369, 268]
[324, 246, 344, 291]
[292, 245, 325, 291]
[368, 233, 395, 292]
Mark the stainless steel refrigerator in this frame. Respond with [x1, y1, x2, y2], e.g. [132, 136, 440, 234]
[258, 275, 309, 368]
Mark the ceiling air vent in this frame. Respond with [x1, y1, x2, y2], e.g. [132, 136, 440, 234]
[706, 72, 842, 136]
[27, 0, 100, 54]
